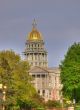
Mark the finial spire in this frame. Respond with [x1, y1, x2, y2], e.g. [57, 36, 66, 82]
[32, 19, 37, 29]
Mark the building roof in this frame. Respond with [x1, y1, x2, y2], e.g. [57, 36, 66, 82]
[47, 67, 60, 73]
[29, 66, 60, 74]
[29, 66, 49, 73]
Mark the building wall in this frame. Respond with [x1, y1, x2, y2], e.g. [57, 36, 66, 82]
[29, 67, 61, 101]
[25, 21, 61, 101]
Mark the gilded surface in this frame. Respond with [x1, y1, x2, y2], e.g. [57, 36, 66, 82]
[27, 19, 42, 41]
[28, 29, 42, 41]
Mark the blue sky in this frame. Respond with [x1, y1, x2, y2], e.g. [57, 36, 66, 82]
[0, 0, 80, 67]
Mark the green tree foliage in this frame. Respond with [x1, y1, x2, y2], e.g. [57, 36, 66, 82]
[60, 42, 80, 102]
[45, 100, 61, 108]
[0, 50, 36, 109]
[31, 93, 45, 108]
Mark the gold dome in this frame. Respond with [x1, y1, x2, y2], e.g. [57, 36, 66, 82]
[27, 19, 43, 41]
[28, 29, 42, 41]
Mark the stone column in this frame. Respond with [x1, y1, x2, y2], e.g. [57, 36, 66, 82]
[33, 54, 35, 61]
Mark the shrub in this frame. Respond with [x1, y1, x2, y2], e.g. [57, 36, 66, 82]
[45, 100, 61, 108]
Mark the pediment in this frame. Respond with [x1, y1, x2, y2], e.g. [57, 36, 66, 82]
[29, 66, 49, 73]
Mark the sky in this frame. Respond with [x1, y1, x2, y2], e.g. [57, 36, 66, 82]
[0, 0, 80, 67]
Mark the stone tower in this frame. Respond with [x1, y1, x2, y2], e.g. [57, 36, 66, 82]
[24, 20, 48, 67]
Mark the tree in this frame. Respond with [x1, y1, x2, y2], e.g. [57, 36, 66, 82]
[0, 50, 36, 109]
[45, 100, 61, 108]
[60, 42, 80, 103]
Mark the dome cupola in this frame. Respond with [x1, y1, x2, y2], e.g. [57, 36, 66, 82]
[27, 19, 43, 41]
[25, 19, 48, 67]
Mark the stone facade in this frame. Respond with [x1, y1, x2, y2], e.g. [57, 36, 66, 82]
[24, 19, 48, 67]
[24, 20, 61, 101]
[29, 66, 61, 101]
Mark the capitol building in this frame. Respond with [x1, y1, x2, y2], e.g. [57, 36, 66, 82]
[24, 20, 61, 101]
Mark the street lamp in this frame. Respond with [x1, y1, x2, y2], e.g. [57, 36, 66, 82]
[0, 84, 7, 110]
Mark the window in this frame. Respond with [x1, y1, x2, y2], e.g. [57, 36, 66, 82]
[49, 91, 51, 95]
[32, 75, 35, 78]
[38, 90, 40, 94]
[35, 62, 37, 65]
[31, 62, 33, 66]
[39, 62, 41, 66]
[41, 74, 45, 78]
[42, 90, 45, 96]
[37, 74, 40, 78]
[38, 44, 39, 47]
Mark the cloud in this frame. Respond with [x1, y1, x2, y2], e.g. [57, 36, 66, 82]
[0, 0, 80, 66]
